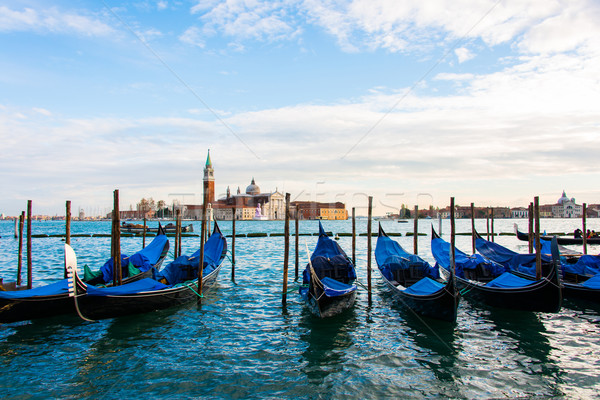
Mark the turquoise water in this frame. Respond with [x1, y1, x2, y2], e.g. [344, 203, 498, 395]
[0, 218, 599, 399]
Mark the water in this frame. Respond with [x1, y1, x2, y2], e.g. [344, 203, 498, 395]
[0, 218, 599, 399]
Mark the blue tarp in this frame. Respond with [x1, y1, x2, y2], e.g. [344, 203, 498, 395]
[403, 277, 445, 295]
[581, 275, 600, 289]
[86, 278, 168, 296]
[475, 237, 552, 276]
[302, 221, 356, 284]
[375, 233, 439, 281]
[321, 277, 357, 297]
[156, 228, 226, 285]
[431, 237, 506, 278]
[485, 272, 538, 288]
[98, 233, 168, 283]
[0, 279, 69, 299]
[477, 236, 600, 277]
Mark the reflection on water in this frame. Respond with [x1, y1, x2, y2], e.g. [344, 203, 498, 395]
[299, 308, 358, 386]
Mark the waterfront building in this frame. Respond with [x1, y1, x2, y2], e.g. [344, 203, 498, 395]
[511, 207, 528, 218]
[292, 201, 348, 220]
[551, 191, 582, 218]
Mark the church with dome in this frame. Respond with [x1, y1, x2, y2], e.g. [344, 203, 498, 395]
[211, 177, 286, 220]
[551, 190, 582, 218]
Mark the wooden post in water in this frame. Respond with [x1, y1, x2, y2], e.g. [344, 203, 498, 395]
[142, 216, 147, 248]
[450, 198, 456, 273]
[17, 212, 24, 286]
[14, 217, 17, 239]
[177, 210, 182, 258]
[27, 200, 32, 289]
[282, 193, 290, 306]
[583, 203, 587, 255]
[112, 190, 122, 286]
[352, 207, 356, 265]
[438, 212, 442, 236]
[197, 193, 208, 304]
[367, 196, 373, 306]
[413, 205, 418, 255]
[486, 208, 490, 241]
[528, 202, 534, 253]
[295, 205, 299, 281]
[470, 202, 475, 254]
[175, 210, 180, 259]
[490, 207, 495, 242]
[65, 200, 71, 278]
[231, 207, 236, 282]
[534, 196, 541, 280]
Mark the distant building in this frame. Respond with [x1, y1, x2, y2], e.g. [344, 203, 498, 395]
[292, 201, 348, 220]
[184, 151, 285, 220]
[511, 207, 528, 218]
[551, 190, 582, 218]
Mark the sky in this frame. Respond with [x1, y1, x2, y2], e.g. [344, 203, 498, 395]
[1, 0, 599, 217]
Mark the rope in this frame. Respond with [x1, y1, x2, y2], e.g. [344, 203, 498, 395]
[355, 279, 369, 291]
[183, 282, 204, 298]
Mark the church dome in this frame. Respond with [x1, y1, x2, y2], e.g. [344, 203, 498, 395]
[557, 190, 570, 205]
[246, 178, 260, 195]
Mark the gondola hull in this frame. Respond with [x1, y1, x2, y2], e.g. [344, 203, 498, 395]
[563, 282, 600, 303]
[76, 265, 222, 320]
[0, 257, 167, 324]
[439, 268, 562, 312]
[301, 280, 357, 318]
[380, 275, 459, 322]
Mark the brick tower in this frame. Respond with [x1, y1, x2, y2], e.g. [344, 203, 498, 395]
[203, 149, 215, 205]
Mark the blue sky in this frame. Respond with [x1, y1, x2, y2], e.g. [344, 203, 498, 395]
[1, 0, 599, 217]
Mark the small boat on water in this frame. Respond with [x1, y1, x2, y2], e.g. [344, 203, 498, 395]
[299, 221, 357, 318]
[70, 222, 226, 321]
[375, 224, 459, 322]
[432, 228, 562, 312]
[120, 222, 194, 234]
[515, 226, 600, 245]
[0, 229, 170, 323]
[475, 230, 600, 304]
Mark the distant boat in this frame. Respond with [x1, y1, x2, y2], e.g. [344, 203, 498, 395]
[299, 221, 357, 318]
[515, 225, 600, 245]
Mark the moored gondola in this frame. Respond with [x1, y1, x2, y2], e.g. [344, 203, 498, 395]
[375, 224, 459, 322]
[70, 222, 226, 321]
[515, 226, 600, 245]
[432, 227, 562, 312]
[299, 221, 357, 318]
[0, 228, 170, 323]
[475, 230, 600, 304]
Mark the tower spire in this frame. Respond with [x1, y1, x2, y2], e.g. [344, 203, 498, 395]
[206, 149, 212, 167]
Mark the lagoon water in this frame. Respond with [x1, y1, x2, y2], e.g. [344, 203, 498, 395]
[0, 218, 599, 399]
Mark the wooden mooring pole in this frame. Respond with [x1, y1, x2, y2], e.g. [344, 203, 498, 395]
[490, 207, 495, 242]
[413, 205, 418, 255]
[528, 202, 534, 253]
[112, 190, 122, 286]
[231, 207, 236, 282]
[367, 196, 373, 306]
[142, 216, 147, 248]
[17, 212, 24, 286]
[534, 196, 541, 280]
[282, 193, 290, 307]
[65, 200, 71, 278]
[451, 198, 456, 273]
[470, 202, 475, 254]
[27, 200, 32, 289]
[583, 203, 588, 255]
[352, 207, 356, 265]
[295, 205, 299, 281]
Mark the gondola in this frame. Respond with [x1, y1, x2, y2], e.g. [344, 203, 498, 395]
[515, 226, 600, 245]
[299, 221, 357, 318]
[375, 224, 459, 322]
[432, 228, 562, 312]
[70, 222, 226, 321]
[475, 230, 600, 303]
[0, 228, 170, 323]
[120, 222, 194, 234]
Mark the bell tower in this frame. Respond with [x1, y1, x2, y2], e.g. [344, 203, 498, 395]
[203, 149, 215, 205]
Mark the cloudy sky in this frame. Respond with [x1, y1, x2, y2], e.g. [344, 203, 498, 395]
[1, 0, 599, 217]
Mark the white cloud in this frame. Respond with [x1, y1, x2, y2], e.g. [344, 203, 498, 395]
[454, 47, 474, 63]
[179, 26, 206, 47]
[0, 6, 114, 36]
